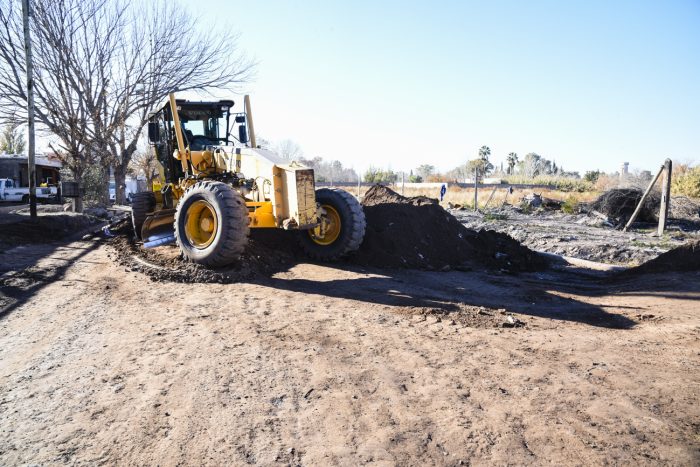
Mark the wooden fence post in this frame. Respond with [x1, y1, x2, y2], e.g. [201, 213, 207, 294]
[657, 159, 672, 236]
[622, 163, 665, 232]
[473, 169, 478, 211]
[482, 186, 498, 210]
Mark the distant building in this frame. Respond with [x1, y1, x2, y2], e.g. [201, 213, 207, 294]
[620, 162, 629, 180]
[0, 153, 62, 187]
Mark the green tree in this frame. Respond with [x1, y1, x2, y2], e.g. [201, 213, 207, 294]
[415, 164, 435, 180]
[506, 152, 518, 175]
[363, 167, 397, 183]
[467, 145, 494, 182]
[467, 159, 494, 181]
[583, 170, 601, 183]
[0, 122, 26, 154]
[478, 145, 491, 160]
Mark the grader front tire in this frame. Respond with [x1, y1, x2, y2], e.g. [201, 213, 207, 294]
[174, 181, 249, 267]
[299, 188, 366, 261]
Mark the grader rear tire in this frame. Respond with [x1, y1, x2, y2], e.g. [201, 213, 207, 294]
[174, 181, 249, 267]
[299, 188, 366, 261]
[131, 192, 156, 239]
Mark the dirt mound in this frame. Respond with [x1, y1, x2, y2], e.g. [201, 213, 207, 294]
[354, 185, 547, 272]
[592, 188, 660, 223]
[362, 184, 438, 207]
[624, 240, 700, 275]
[670, 196, 700, 219]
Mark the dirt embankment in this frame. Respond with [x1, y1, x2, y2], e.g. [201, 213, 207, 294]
[0, 213, 99, 253]
[624, 240, 700, 275]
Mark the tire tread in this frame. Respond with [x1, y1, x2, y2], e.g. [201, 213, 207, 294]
[174, 181, 249, 267]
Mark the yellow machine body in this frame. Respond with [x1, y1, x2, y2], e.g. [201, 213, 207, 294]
[140, 92, 321, 245]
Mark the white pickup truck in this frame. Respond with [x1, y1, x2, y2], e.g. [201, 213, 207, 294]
[0, 178, 58, 203]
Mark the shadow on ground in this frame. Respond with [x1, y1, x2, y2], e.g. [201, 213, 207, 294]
[259, 262, 646, 329]
[0, 239, 101, 321]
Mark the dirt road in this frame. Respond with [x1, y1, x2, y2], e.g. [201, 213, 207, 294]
[1, 238, 699, 465]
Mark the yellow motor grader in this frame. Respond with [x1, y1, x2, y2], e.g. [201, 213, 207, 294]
[132, 93, 365, 267]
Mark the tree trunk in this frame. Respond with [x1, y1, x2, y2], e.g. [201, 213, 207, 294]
[100, 164, 111, 206]
[73, 167, 84, 213]
[114, 163, 127, 204]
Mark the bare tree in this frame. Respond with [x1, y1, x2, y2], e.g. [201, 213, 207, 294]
[275, 139, 303, 161]
[129, 148, 159, 191]
[0, 0, 103, 210]
[0, 121, 26, 153]
[0, 0, 256, 206]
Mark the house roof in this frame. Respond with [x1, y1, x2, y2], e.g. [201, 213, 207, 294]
[0, 153, 63, 168]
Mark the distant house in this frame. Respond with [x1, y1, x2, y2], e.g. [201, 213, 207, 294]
[0, 153, 62, 187]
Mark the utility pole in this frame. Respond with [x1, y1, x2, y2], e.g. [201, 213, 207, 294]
[22, 0, 37, 218]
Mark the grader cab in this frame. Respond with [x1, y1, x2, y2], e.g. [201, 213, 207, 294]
[132, 93, 365, 267]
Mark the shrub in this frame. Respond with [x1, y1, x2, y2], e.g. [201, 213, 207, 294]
[562, 195, 579, 214]
[672, 164, 700, 198]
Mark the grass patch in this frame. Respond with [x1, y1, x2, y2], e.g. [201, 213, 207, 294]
[483, 212, 509, 221]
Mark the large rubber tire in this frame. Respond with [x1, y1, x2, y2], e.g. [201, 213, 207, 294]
[299, 188, 366, 261]
[174, 181, 249, 267]
[131, 192, 156, 239]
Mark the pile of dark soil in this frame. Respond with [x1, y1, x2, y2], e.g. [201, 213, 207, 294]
[362, 186, 438, 207]
[592, 188, 660, 223]
[624, 240, 700, 275]
[0, 213, 98, 252]
[353, 185, 547, 272]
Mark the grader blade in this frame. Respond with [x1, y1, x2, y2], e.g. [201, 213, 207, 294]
[141, 209, 176, 248]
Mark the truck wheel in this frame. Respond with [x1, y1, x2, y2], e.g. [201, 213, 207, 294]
[21, 194, 29, 204]
[299, 188, 366, 261]
[131, 192, 156, 239]
[174, 181, 249, 267]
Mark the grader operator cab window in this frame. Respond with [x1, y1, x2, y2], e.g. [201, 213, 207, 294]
[175, 101, 234, 150]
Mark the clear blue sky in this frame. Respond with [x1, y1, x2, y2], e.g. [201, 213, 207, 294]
[198, 0, 699, 175]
